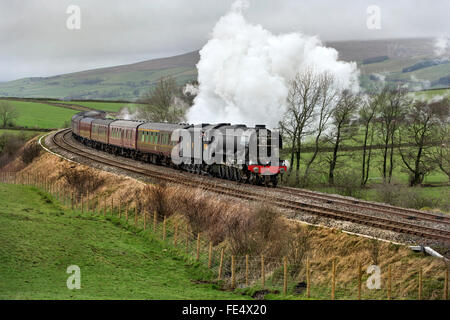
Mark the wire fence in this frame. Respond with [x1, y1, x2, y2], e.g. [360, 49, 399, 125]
[1, 170, 448, 300]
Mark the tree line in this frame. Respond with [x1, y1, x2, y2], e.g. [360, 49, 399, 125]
[279, 68, 449, 187]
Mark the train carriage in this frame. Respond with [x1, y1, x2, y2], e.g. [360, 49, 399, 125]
[91, 119, 115, 146]
[70, 114, 85, 136]
[108, 120, 144, 157]
[136, 122, 185, 163]
[79, 117, 95, 141]
[70, 111, 287, 187]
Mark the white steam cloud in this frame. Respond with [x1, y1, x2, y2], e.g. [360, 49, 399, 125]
[186, 0, 359, 128]
[434, 36, 449, 58]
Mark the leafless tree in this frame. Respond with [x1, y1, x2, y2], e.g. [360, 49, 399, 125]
[378, 85, 408, 183]
[0, 101, 19, 127]
[138, 76, 185, 123]
[359, 94, 379, 186]
[398, 98, 449, 185]
[280, 68, 323, 184]
[428, 124, 450, 181]
[327, 90, 359, 185]
[302, 72, 338, 183]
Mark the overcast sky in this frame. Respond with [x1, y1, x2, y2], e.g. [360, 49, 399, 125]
[0, 0, 449, 82]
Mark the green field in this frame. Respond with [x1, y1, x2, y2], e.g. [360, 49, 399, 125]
[0, 129, 45, 140]
[282, 137, 450, 211]
[0, 183, 249, 299]
[412, 88, 450, 100]
[55, 100, 143, 113]
[3, 100, 78, 129]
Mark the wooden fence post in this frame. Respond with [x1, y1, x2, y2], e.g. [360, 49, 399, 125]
[174, 222, 178, 247]
[71, 193, 74, 210]
[103, 197, 106, 216]
[143, 212, 146, 230]
[134, 207, 137, 227]
[196, 233, 200, 261]
[163, 216, 166, 241]
[418, 268, 422, 300]
[388, 265, 392, 300]
[153, 211, 157, 232]
[81, 195, 84, 214]
[358, 263, 362, 300]
[208, 241, 212, 268]
[245, 255, 249, 287]
[118, 202, 121, 219]
[306, 258, 311, 299]
[261, 255, 265, 288]
[185, 225, 189, 253]
[125, 204, 129, 222]
[444, 268, 448, 300]
[111, 198, 114, 215]
[331, 260, 336, 300]
[218, 248, 224, 280]
[231, 255, 236, 289]
[283, 256, 288, 295]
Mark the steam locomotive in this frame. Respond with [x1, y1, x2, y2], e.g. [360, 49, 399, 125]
[71, 111, 287, 187]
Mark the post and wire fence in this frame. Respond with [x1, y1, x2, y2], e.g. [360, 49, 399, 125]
[1, 170, 448, 300]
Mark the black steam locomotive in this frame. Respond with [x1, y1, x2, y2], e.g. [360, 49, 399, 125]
[71, 111, 287, 187]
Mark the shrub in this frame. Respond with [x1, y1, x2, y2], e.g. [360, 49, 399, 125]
[225, 204, 288, 257]
[374, 183, 402, 205]
[141, 183, 174, 220]
[396, 187, 441, 210]
[0, 133, 27, 168]
[375, 184, 441, 210]
[333, 168, 362, 198]
[59, 165, 105, 195]
[367, 238, 380, 265]
[21, 141, 41, 164]
[286, 224, 313, 276]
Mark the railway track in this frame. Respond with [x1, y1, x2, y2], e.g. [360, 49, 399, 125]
[50, 129, 450, 245]
[277, 186, 450, 227]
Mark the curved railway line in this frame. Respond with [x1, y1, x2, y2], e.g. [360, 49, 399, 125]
[49, 128, 450, 246]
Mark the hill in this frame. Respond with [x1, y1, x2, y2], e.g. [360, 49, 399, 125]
[0, 183, 248, 299]
[0, 38, 449, 100]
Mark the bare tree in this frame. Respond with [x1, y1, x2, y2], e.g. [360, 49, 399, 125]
[0, 101, 19, 127]
[398, 98, 449, 186]
[138, 76, 185, 123]
[378, 85, 408, 183]
[302, 72, 338, 183]
[428, 124, 450, 181]
[280, 68, 322, 184]
[359, 94, 379, 186]
[327, 90, 359, 185]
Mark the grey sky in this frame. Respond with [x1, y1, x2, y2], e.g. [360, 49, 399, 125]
[0, 0, 449, 81]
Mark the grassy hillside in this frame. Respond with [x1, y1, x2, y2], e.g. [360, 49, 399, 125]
[3, 100, 78, 129]
[55, 100, 143, 113]
[0, 183, 249, 299]
[0, 52, 199, 101]
[1, 38, 448, 100]
[0, 129, 45, 139]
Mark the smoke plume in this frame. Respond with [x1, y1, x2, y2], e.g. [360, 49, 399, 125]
[186, 0, 359, 128]
[434, 36, 449, 58]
